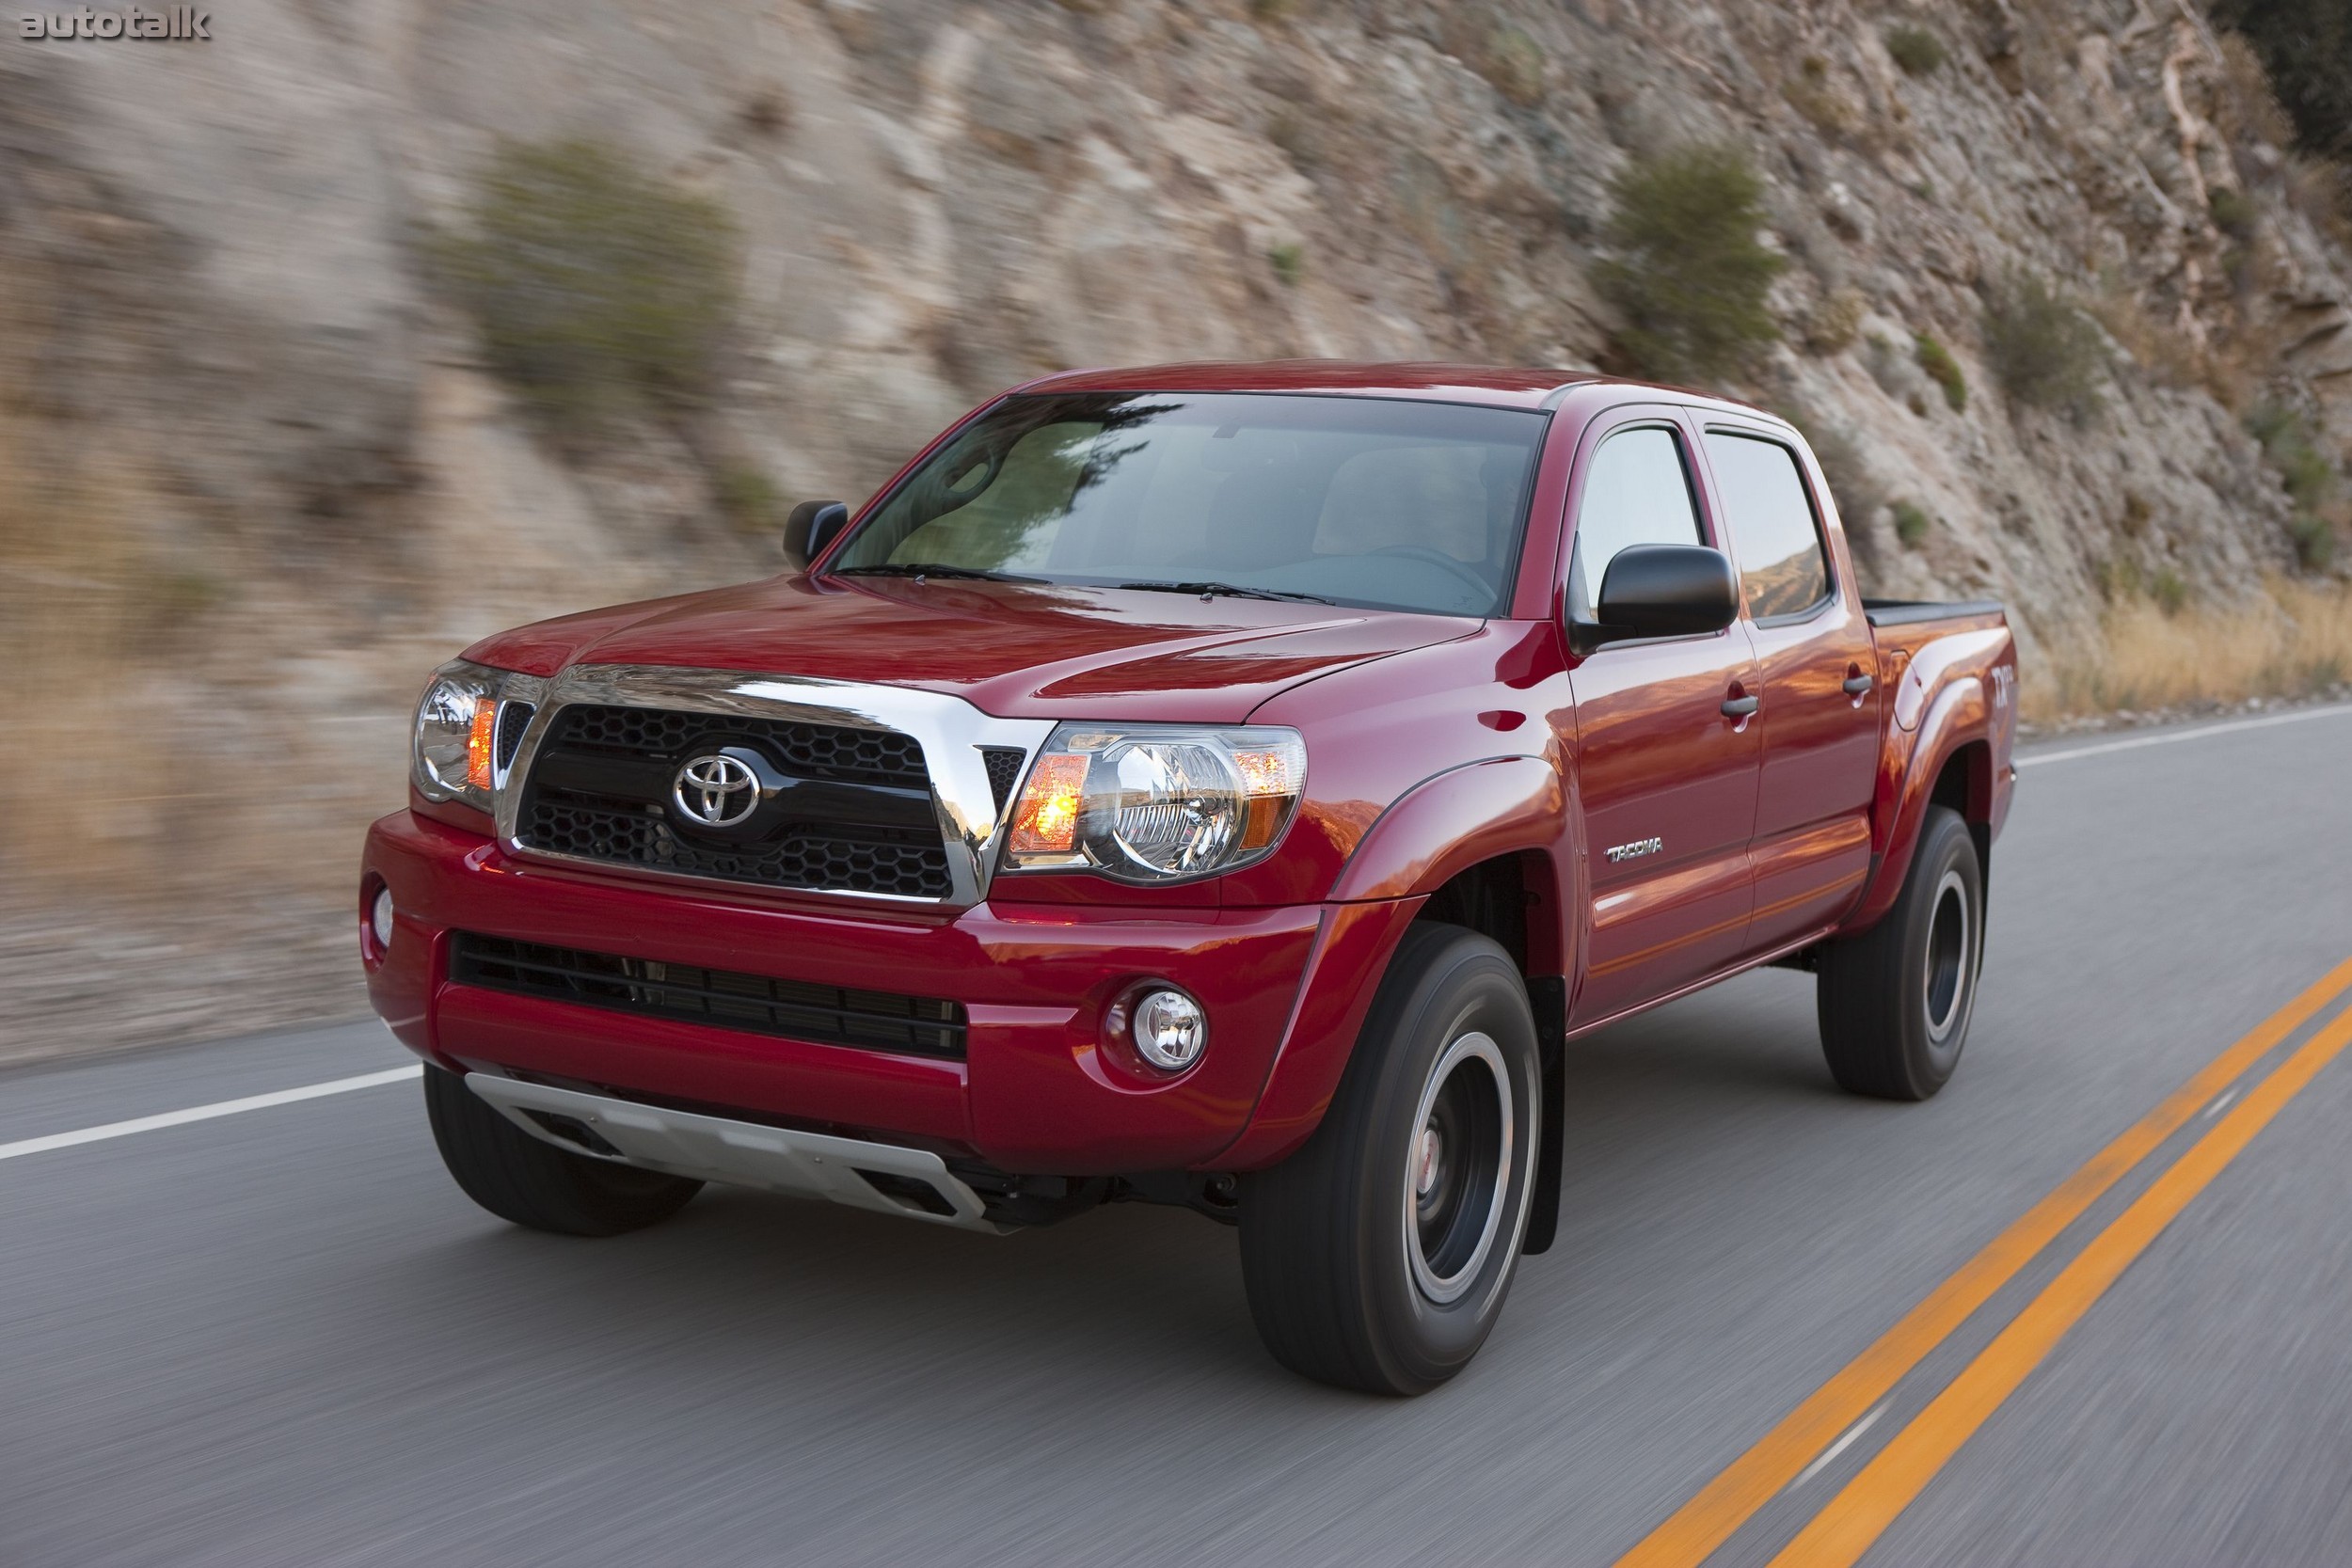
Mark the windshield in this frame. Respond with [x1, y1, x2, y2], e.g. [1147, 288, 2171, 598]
[828, 392, 1549, 617]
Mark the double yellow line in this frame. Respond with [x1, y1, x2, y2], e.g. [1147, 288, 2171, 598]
[1615, 956, 2352, 1568]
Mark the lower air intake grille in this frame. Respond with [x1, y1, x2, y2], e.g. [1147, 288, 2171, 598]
[450, 932, 967, 1060]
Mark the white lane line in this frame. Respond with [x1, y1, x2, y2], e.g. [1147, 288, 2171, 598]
[2203, 1085, 2241, 1120]
[2017, 703, 2352, 768]
[1789, 1403, 1887, 1491]
[0, 1065, 422, 1162]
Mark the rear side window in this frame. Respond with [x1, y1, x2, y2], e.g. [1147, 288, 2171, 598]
[1704, 433, 1831, 621]
[1570, 426, 1703, 621]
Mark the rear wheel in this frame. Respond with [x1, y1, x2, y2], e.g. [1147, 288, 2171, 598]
[423, 1065, 702, 1236]
[1817, 806, 1984, 1101]
[1239, 925, 1541, 1396]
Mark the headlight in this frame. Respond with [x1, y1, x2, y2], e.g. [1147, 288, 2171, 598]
[411, 660, 529, 812]
[1001, 724, 1306, 884]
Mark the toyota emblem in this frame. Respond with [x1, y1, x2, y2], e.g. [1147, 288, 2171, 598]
[672, 752, 761, 829]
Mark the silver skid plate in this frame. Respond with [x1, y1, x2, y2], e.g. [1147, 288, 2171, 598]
[467, 1074, 1007, 1234]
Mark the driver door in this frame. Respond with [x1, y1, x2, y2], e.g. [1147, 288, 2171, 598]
[1561, 410, 1762, 1026]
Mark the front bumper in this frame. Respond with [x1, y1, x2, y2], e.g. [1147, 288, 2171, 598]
[362, 810, 1401, 1172]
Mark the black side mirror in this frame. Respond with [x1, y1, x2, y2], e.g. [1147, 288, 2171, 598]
[784, 500, 850, 567]
[1582, 543, 1740, 649]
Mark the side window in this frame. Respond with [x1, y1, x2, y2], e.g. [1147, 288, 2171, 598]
[1703, 433, 1831, 621]
[1570, 425, 1703, 621]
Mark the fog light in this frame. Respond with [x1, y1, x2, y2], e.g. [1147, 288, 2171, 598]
[1128, 988, 1206, 1072]
[370, 887, 396, 950]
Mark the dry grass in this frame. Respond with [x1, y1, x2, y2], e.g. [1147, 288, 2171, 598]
[0, 395, 176, 897]
[2026, 579, 2352, 720]
[0, 303, 410, 1057]
[0, 296, 405, 918]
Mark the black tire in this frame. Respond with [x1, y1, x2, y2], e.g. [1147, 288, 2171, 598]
[1817, 806, 1984, 1101]
[423, 1065, 702, 1236]
[1239, 924, 1542, 1396]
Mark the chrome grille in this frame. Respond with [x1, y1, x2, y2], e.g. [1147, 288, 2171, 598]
[514, 703, 953, 899]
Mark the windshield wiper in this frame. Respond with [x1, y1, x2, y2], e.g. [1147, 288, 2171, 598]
[830, 562, 1049, 584]
[1114, 579, 1333, 604]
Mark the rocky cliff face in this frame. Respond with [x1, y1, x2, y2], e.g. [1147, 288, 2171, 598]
[3, 0, 2347, 1054]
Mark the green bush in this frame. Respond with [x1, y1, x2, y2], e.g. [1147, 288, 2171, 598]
[2208, 186, 2259, 242]
[2247, 403, 2336, 506]
[2150, 567, 2190, 616]
[2213, 0, 2352, 162]
[1981, 274, 2106, 420]
[2287, 513, 2338, 570]
[1594, 146, 1787, 384]
[1884, 25, 1947, 76]
[436, 138, 741, 436]
[1913, 334, 1967, 413]
[1267, 242, 1306, 286]
[2248, 402, 2343, 568]
[1892, 499, 1931, 549]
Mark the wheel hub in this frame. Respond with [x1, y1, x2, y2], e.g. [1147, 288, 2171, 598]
[1923, 867, 1974, 1045]
[1403, 1032, 1514, 1307]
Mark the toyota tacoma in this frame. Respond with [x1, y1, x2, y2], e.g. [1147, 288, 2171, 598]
[361, 362, 2016, 1395]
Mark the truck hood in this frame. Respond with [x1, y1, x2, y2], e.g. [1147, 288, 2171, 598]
[464, 574, 1482, 723]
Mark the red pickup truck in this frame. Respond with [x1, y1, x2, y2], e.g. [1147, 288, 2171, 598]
[362, 362, 2016, 1394]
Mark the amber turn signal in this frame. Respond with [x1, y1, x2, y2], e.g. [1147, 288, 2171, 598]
[466, 700, 499, 794]
[1009, 752, 1089, 855]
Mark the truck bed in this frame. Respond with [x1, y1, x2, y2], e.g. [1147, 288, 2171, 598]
[1861, 597, 2006, 628]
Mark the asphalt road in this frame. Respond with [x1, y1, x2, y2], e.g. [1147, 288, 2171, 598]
[7, 705, 2351, 1567]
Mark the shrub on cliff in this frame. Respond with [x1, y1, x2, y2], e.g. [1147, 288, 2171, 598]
[1982, 274, 2106, 421]
[2214, 0, 2352, 163]
[2248, 402, 2344, 569]
[1913, 334, 1966, 413]
[1884, 24, 1946, 76]
[1595, 145, 1786, 385]
[435, 138, 740, 436]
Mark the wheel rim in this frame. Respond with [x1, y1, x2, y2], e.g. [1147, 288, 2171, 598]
[1923, 867, 1973, 1045]
[1403, 1031, 1514, 1306]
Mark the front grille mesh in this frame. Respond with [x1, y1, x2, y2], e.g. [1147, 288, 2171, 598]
[494, 701, 535, 771]
[981, 747, 1028, 813]
[523, 799, 950, 898]
[558, 705, 927, 788]
[451, 932, 966, 1059]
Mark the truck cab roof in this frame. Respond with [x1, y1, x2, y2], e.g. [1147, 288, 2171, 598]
[1017, 360, 1782, 422]
[1019, 360, 1616, 411]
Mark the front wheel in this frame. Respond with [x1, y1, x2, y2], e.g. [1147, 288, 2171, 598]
[1239, 924, 1541, 1396]
[1817, 805, 1984, 1101]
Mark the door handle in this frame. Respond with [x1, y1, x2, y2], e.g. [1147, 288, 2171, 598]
[1843, 673, 1874, 695]
[1721, 695, 1760, 718]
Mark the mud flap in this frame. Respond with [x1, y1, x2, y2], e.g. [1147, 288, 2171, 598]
[1522, 975, 1567, 1255]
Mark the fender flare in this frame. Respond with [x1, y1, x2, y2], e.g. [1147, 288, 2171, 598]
[1216, 755, 1576, 1180]
[1844, 674, 1991, 932]
[1327, 754, 1569, 908]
